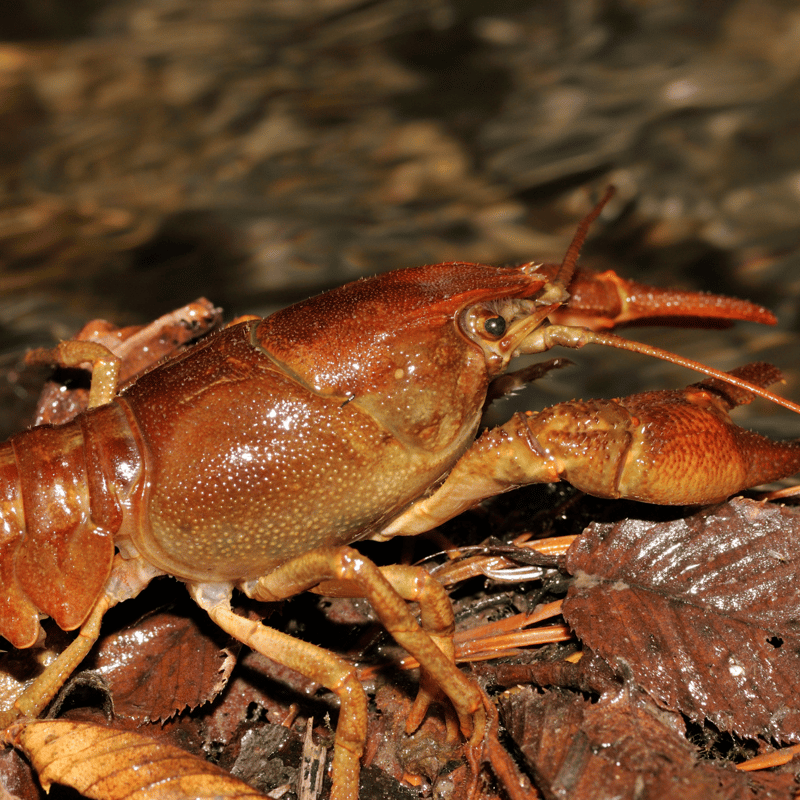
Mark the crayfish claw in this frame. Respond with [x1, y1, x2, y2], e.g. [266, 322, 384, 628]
[690, 362, 785, 409]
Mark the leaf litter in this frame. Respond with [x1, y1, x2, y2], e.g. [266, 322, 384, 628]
[6, 496, 800, 799]
[465, 495, 800, 800]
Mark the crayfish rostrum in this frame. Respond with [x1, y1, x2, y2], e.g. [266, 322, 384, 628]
[1, 189, 799, 800]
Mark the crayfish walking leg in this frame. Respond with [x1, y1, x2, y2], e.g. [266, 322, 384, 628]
[189, 547, 488, 800]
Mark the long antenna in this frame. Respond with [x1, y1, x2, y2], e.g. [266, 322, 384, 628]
[532, 325, 800, 416]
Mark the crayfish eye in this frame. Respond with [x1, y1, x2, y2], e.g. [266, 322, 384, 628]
[483, 316, 507, 338]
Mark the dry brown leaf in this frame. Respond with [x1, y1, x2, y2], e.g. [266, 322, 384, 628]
[562, 498, 800, 740]
[3, 719, 267, 800]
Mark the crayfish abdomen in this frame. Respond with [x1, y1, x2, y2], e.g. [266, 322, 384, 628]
[0, 400, 141, 648]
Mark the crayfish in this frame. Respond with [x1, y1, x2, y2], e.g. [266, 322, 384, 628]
[1, 188, 799, 800]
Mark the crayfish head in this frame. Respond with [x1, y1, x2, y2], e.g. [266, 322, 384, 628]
[455, 188, 616, 374]
[254, 261, 552, 451]
[457, 271, 567, 376]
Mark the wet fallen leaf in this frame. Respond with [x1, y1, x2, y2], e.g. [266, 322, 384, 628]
[3, 719, 268, 800]
[86, 596, 237, 722]
[562, 498, 800, 740]
[499, 686, 797, 800]
[0, 749, 39, 800]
